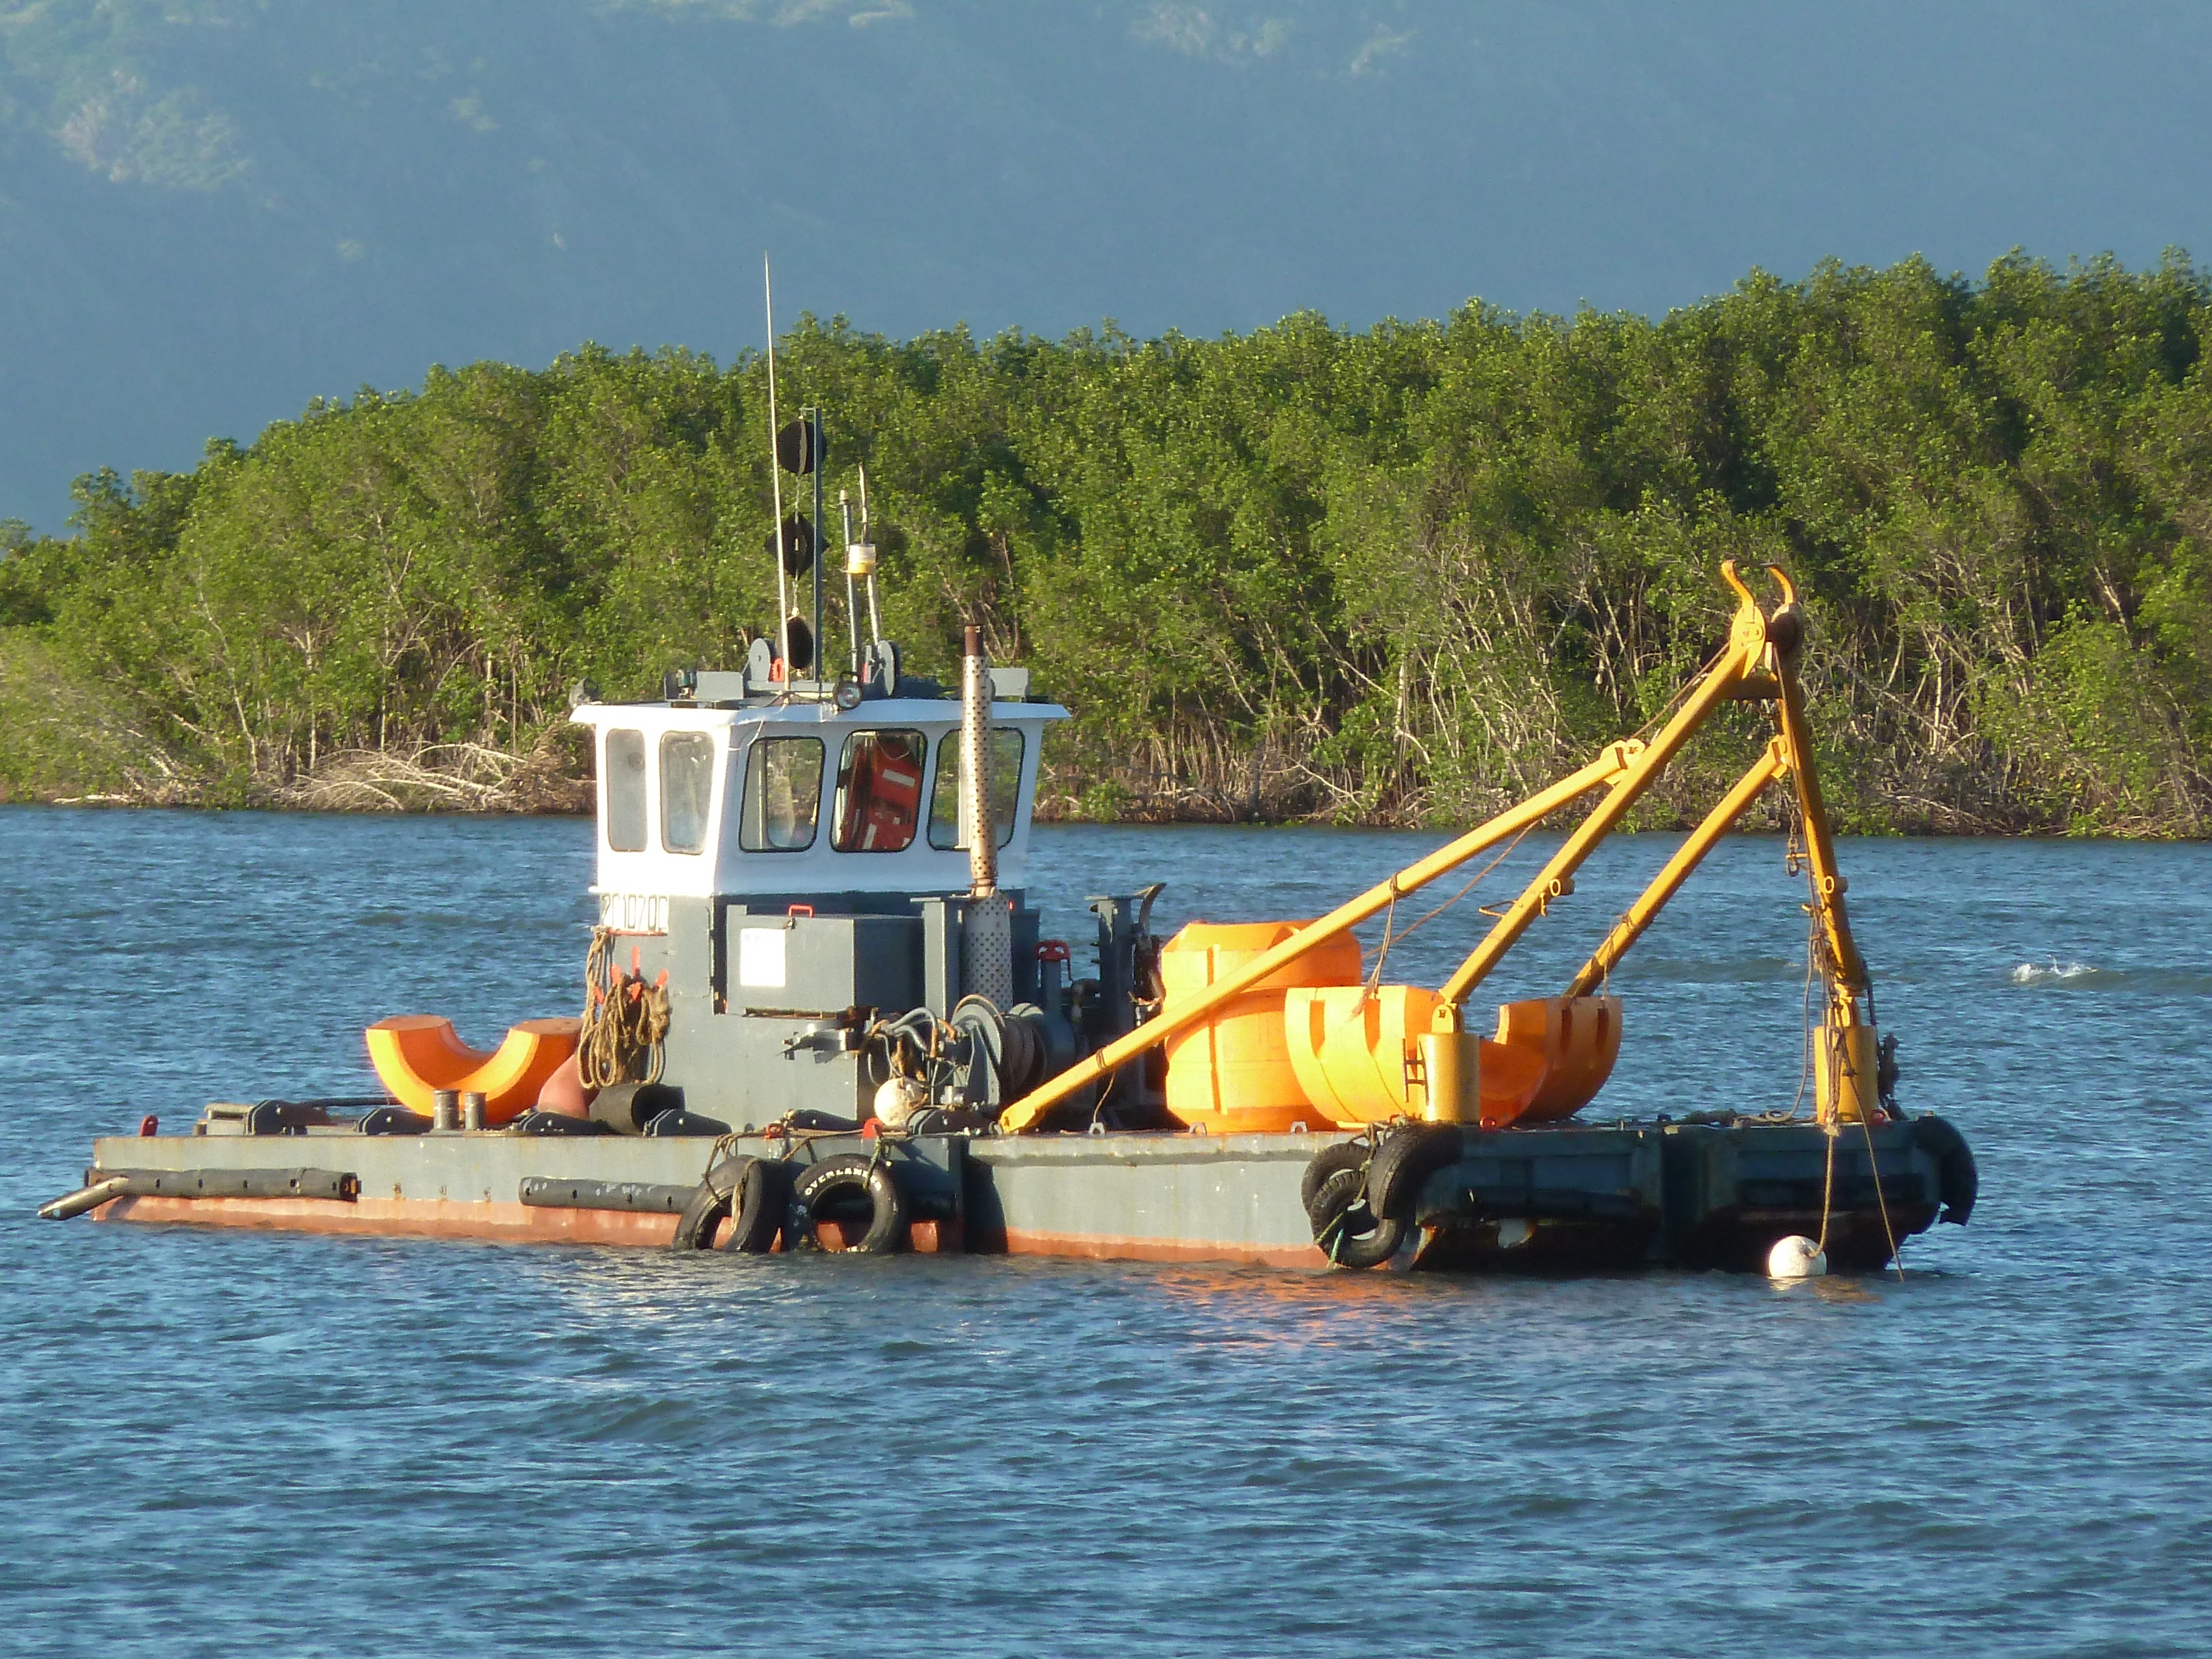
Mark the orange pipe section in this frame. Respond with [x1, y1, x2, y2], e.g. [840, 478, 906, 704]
[365, 1015, 581, 1123]
[994, 743, 1642, 1133]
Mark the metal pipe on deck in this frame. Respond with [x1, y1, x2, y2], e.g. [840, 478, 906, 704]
[37, 1176, 128, 1220]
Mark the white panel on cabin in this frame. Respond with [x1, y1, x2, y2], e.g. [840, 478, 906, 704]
[738, 928, 787, 989]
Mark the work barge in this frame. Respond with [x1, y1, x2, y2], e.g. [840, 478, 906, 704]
[45, 403, 1976, 1276]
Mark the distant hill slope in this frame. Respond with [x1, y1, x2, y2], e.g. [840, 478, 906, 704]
[3, 1, 2210, 530]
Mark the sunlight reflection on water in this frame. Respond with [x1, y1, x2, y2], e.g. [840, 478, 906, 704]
[2, 810, 2210, 1656]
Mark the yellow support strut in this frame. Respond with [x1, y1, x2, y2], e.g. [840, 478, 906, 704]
[1429, 561, 1774, 1023]
[993, 742, 1645, 1134]
[1562, 736, 1790, 999]
[1765, 570, 1867, 993]
[1762, 567, 1878, 1121]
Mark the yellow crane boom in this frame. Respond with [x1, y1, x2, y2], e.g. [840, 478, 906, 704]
[992, 743, 1646, 1133]
[996, 561, 1881, 1135]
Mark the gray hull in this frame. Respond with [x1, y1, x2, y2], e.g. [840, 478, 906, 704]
[79, 1114, 1961, 1272]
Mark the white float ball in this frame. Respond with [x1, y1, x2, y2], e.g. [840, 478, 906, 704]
[1767, 1235, 1828, 1279]
[873, 1075, 927, 1130]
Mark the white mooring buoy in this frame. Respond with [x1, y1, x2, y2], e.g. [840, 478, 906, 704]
[1767, 1235, 1828, 1280]
[873, 1074, 928, 1130]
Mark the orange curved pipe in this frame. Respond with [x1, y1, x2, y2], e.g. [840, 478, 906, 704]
[1486, 996, 1622, 1126]
[365, 1015, 580, 1124]
[1475, 1036, 1548, 1126]
[1274, 985, 1574, 1128]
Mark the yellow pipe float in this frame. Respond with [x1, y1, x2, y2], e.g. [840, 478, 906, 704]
[993, 742, 1645, 1133]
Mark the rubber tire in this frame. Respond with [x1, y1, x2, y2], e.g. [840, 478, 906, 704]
[1300, 1140, 1371, 1215]
[673, 1156, 747, 1249]
[1307, 1166, 1405, 1270]
[1912, 1113, 1978, 1225]
[719, 1157, 785, 1254]
[794, 1154, 908, 1254]
[1366, 1123, 1465, 1221]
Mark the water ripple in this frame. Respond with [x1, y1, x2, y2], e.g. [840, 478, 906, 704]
[4, 811, 2212, 1656]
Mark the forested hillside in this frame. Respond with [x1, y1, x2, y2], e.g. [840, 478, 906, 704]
[5, 252, 2210, 834]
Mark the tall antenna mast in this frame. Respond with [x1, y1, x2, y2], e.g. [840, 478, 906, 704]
[811, 405, 825, 692]
[764, 255, 790, 674]
[840, 487, 860, 677]
[858, 462, 881, 649]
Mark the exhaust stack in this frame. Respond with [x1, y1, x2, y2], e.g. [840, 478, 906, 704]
[961, 624, 997, 897]
[959, 624, 1013, 1006]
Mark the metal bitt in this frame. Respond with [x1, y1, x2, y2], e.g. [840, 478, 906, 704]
[1416, 1029, 1483, 1125]
[959, 624, 1014, 1007]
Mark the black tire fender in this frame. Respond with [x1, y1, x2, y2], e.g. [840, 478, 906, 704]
[1366, 1123, 1465, 1222]
[1300, 1139, 1371, 1215]
[794, 1153, 909, 1254]
[672, 1154, 747, 1249]
[1911, 1113, 1978, 1225]
[1307, 1166, 1405, 1269]
[720, 1157, 786, 1254]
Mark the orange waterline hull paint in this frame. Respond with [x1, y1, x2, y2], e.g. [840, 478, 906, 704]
[91, 1196, 959, 1255]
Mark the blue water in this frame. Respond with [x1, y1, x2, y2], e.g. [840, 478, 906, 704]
[3, 807, 2210, 1657]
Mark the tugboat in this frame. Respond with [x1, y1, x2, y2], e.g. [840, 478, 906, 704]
[40, 399, 1977, 1274]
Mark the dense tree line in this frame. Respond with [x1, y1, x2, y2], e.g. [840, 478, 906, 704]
[4, 251, 2210, 833]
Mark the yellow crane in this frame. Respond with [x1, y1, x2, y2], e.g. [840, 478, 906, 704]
[997, 562, 1881, 1135]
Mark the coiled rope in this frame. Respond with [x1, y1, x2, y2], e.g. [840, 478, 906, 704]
[580, 926, 671, 1089]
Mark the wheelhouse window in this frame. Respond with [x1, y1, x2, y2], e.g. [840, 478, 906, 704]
[605, 728, 648, 852]
[660, 731, 716, 854]
[832, 730, 927, 853]
[738, 736, 824, 852]
[927, 728, 1024, 851]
